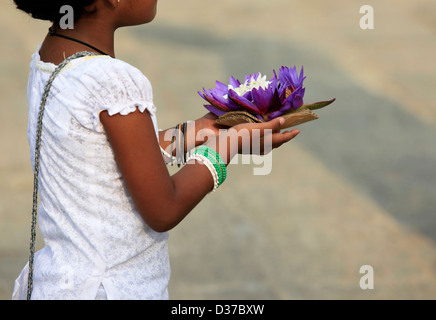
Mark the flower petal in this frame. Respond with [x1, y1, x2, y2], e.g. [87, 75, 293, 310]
[251, 87, 273, 114]
[242, 90, 253, 102]
[292, 92, 304, 110]
[283, 87, 305, 107]
[204, 104, 227, 117]
[203, 91, 233, 112]
[267, 87, 305, 120]
[228, 89, 260, 114]
[211, 90, 239, 110]
[278, 66, 305, 92]
[229, 76, 241, 88]
[266, 89, 283, 114]
[214, 81, 228, 94]
[267, 109, 285, 120]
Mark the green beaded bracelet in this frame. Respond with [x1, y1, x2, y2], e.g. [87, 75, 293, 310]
[196, 149, 225, 186]
[197, 146, 227, 182]
[194, 146, 227, 186]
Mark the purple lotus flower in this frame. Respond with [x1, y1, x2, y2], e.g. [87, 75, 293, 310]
[267, 66, 306, 120]
[199, 66, 333, 122]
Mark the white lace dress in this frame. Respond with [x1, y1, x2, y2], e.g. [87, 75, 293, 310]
[12, 46, 170, 300]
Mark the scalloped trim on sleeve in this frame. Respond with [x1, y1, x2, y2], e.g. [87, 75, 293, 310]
[93, 100, 157, 133]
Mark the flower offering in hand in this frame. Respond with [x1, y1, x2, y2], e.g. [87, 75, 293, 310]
[198, 66, 335, 129]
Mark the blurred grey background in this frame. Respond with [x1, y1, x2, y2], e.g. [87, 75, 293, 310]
[1, 0, 435, 299]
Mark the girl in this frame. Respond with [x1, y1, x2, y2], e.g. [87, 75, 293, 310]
[12, 0, 300, 300]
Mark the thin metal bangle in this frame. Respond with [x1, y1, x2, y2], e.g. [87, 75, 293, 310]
[181, 122, 187, 165]
[170, 125, 178, 166]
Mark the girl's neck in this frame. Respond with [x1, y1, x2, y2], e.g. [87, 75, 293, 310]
[39, 21, 116, 65]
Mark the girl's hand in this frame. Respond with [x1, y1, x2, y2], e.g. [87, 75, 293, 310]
[196, 112, 228, 137]
[209, 117, 300, 163]
[233, 117, 300, 155]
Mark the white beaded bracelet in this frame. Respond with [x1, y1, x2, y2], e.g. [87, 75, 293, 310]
[188, 154, 219, 192]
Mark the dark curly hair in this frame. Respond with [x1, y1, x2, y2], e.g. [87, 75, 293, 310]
[13, 0, 96, 23]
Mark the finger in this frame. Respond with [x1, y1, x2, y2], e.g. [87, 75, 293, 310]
[270, 129, 300, 148]
[258, 129, 300, 155]
[259, 117, 285, 132]
[238, 117, 285, 136]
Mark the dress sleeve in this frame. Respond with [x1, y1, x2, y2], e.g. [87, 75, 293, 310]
[73, 57, 157, 133]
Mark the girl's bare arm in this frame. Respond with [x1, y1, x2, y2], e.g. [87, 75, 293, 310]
[100, 109, 299, 232]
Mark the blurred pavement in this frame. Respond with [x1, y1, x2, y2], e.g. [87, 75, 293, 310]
[1, 0, 435, 299]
